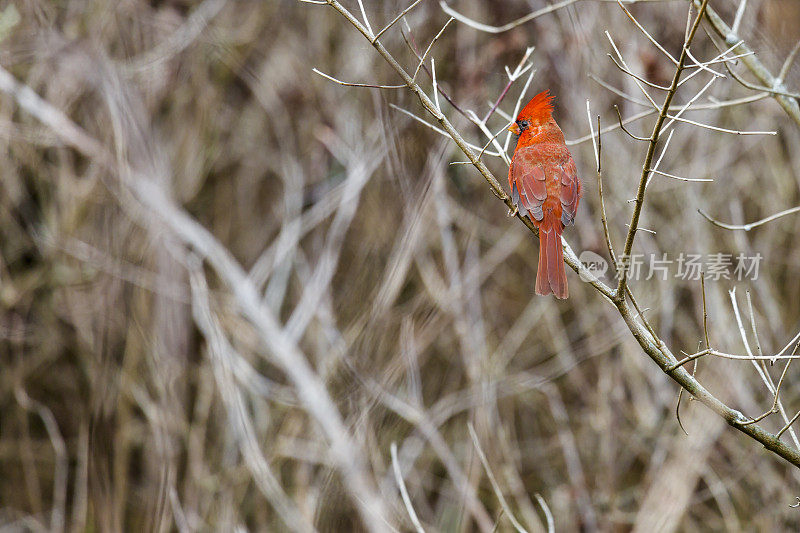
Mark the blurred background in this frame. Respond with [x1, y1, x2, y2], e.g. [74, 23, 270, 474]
[1, 0, 800, 531]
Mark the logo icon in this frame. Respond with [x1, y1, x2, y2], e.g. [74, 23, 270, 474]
[578, 250, 608, 282]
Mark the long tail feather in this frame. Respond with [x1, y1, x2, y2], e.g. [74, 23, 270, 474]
[536, 216, 568, 299]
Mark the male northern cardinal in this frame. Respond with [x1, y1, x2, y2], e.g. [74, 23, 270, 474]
[508, 91, 581, 299]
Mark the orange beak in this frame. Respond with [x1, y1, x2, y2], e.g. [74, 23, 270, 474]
[508, 122, 520, 135]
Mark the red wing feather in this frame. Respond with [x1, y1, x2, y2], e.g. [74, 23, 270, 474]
[558, 157, 580, 226]
[509, 149, 547, 221]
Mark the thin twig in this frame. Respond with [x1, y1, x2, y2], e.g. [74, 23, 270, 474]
[372, 0, 425, 43]
[356, 0, 374, 36]
[778, 38, 800, 83]
[412, 17, 454, 82]
[605, 32, 659, 109]
[467, 114, 514, 166]
[643, 129, 674, 196]
[741, 339, 799, 425]
[778, 411, 800, 440]
[668, 349, 800, 370]
[389, 103, 500, 155]
[431, 58, 440, 112]
[666, 113, 777, 136]
[678, 43, 750, 87]
[746, 291, 764, 360]
[535, 494, 554, 533]
[684, 47, 725, 78]
[676, 386, 688, 435]
[649, 169, 712, 182]
[589, 72, 765, 112]
[589, 111, 616, 264]
[607, 54, 671, 91]
[695, 0, 800, 126]
[483, 47, 535, 123]
[440, 0, 581, 34]
[698, 206, 800, 231]
[468, 423, 529, 533]
[701, 275, 710, 349]
[661, 76, 719, 134]
[616, 0, 678, 65]
[390, 442, 425, 533]
[312, 68, 405, 89]
[731, 0, 747, 33]
[614, 105, 651, 141]
[441, 0, 671, 34]
[723, 57, 800, 100]
[625, 287, 660, 348]
[401, 23, 469, 118]
[676, 357, 699, 435]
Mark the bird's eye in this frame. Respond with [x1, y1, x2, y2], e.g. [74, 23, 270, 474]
[518, 120, 529, 131]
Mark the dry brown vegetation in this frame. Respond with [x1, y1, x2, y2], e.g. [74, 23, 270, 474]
[1, 0, 800, 531]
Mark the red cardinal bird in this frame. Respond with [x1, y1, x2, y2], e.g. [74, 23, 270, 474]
[508, 91, 581, 299]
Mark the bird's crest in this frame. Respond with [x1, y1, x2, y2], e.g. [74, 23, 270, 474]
[517, 90, 555, 121]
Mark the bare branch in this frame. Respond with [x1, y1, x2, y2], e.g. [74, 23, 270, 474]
[616, 0, 709, 300]
[665, 113, 777, 135]
[643, 128, 673, 199]
[607, 53, 671, 91]
[740, 342, 797, 426]
[440, 0, 581, 34]
[589, 73, 766, 111]
[779, 412, 800, 440]
[684, 47, 725, 79]
[389, 103, 502, 156]
[605, 32, 660, 108]
[778, 38, 800, 83]
[373, 0, 425, 43]
[614, 104, 651, 141]
[616, 0, 678, 65]
[468, 423, 529, 533]
[465, 112, 513, 166]
[401, 23, 470, 118]
[313, 68, 406, 89]
[731, 0, 748, 34]
[356, 0, 374, 36]
[535, 494, 554, 533]
[431, 57, 440, 112]
[587, 108, 616, 264]
[698, 205, 800, 231]
[441, 0, 669, 34]
[390, 442, 425, 533]
[649, 169, 712, 182]
[484, 47, 535, 123]
[412, 17, 454, 82]
[695, 0, 800, 126]
[723, 61, 800, 100]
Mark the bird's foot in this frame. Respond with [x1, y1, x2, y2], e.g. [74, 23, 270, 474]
[507, 205, 519, 217]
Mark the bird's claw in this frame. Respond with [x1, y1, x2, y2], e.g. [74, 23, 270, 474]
[507, 205, 519, 217]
